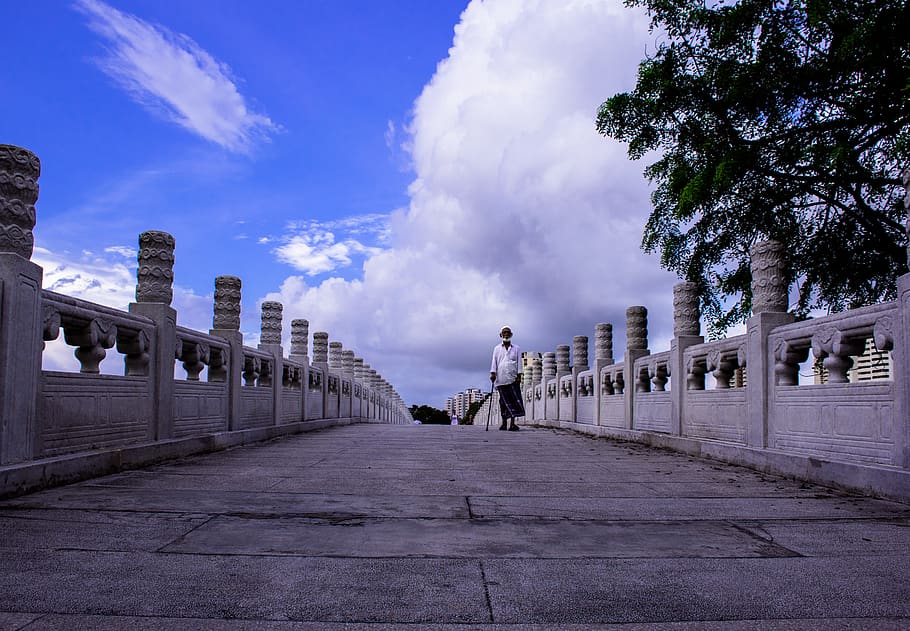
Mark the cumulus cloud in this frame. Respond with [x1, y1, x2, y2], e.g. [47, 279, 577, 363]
[268, 0, 677, 406]
[75, 0, 278, 153]
[268, 215, 389, 275]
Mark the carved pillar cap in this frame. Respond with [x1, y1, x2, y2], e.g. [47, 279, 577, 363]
[0, 144, 40, 260]
[136, 231, 176, 305]
[555, 345, 570, 372]
[312, 332, 329, 364]
[594, 323, 613, 361]
[260, 301, 283, 345]
[329, 341, 343, 370]
[213, 275, 242, 330]
[573, 336, 589, 370]
[750, 239, 789, 314]
[626, 306, 648, 350]
[290, 318, 309, 357]
[673, 282, 701, 337]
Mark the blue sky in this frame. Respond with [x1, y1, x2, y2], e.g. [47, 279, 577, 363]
[2, 0, 679, 406]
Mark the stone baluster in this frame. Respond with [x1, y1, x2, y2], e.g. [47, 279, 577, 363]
[746, 239, 795, 448]
[129, 230, 178, 440]
[0, 145, 43, 463]
[290, 319, 309, 364]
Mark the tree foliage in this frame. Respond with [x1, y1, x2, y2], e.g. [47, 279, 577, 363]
[409, 404, 452, 424]
[597, 0, 910, 335]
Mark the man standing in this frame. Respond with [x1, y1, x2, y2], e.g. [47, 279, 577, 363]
[490, 325, 524, 431]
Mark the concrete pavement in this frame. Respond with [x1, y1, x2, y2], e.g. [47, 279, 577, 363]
[1, 423, 910, 629]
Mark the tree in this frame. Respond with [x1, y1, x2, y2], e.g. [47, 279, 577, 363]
[408, 404, 452, 425]
[597, 0, 910, 336]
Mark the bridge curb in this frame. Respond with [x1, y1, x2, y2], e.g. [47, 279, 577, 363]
[0, 417, 376, 499]
[531, 419, 910, 505]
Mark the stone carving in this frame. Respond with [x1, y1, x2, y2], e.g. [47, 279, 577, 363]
[873, 315, 894, 352]
[531, 357, 542, 385]
[773, 339, 810, 386]
[686, 356, 707, 391]
[811, 326, 866, 383]
[290, 319, 309, 359]
[177, 340, 209, 381]
[573, 336, 589, 371]
[259, 301, 282, 345]
[313, 332, 329, 365]
[207, 347, 227, 383]
[42, 305, 61, 342]
[64, 318, 117, 374]
[354, 357, 364, 379]
[706, 349, 737, 389]
[556, 345, 570, 373]
[542, 352, 556, 381]
[136, 231, 175, 304]
[626, 306, 648, 350]
[342, 350, 355, 376]
[649, 361, 669, 391]
[750, 240, 788, 314]
[213, 276, 241, 330]
[258, 358, 272, 387]
[547, 383, 557, 399]
[0, 144, 40, 260]
[308, 368, 322, 391]
[673, 282, 701, 336]
[329, 341, 343, 371]
[612, 370, 625, 395]
[243, 355, 261, 387]
[601, 371, 614, 395]
[117, 329, 151, 377]
[635, 365, 651, 393]
[594, 323, 613, 363]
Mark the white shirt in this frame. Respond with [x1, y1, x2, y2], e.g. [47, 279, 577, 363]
[490, 342, 522, 386]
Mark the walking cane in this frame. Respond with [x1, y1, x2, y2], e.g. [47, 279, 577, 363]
[485, 382, 494, 431]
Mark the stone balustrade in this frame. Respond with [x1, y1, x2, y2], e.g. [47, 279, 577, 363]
[0, 144, 410, 496]
[485, 224, 910, 501]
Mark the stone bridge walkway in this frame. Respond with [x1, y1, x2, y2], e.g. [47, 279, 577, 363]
[1, 424, 910, 629]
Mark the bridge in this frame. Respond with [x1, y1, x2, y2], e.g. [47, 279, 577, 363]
[2, 423, 910, 628]
[1, 144, 910, 625]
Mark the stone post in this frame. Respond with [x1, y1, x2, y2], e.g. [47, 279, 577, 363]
[329, 341, 343, 374]
[746, 240, 793, 448]
[624, 306, 650, 429]
[289, 319, 309, 365]
[891, 171, 910, 467]
[342, 349, 354, 419]
[670, 282, 704, 436]
[570, 336, 588, 422]
[129, 230, 177, 441]
[593, 323, 613, 426]
[258, 301, 284, 426]
[542, 351, 557, 420]
[531, 357, 542, 421]
[210, 275, 244, 430]
[0, 144, 43, 463]
[353, 357, 364, 418]
[312, 332, 329, 370]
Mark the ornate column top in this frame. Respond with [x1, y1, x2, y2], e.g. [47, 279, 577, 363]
[556, 345, 570, 373]
[595, 323, 613, 363]
[259, 301, 283, 345]
[573, 336, 589, 371]
[213, 275, 241, 331]
[750, 240, 788, 315]
[673, 282, 700, 337]
[136, 231, 175, 305]
[290, 319, 309, 361]
[312, 332, 329, 365]
[626, 306, 648, 350]
[0, 144, 40, 260]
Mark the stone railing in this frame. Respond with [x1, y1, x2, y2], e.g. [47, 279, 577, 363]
[0, 144, 411, 497]
[485, 201, 910, 501]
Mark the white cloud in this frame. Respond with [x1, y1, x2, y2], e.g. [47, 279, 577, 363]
[267, 0, 678, 406]
[269, 215, 389, 275]
[76, 0, 278, 153]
